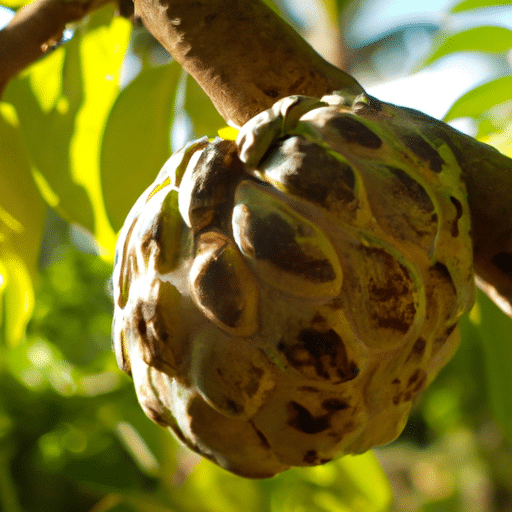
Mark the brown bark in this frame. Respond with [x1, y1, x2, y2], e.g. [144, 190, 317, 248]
[132, 0, 364, 127]
[0, 0, 112, 96]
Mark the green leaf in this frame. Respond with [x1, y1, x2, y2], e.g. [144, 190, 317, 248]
[101, 61, 182, 232]
[184, 73, 227, 139]
[0, 104, 46, 276]
[67, 6, 132, 256]
[424, 26, 512, 66]
[3, 45, 95, 232]
[335, 452, 393, 511]
[0, 252, 34, 347]
[318, 0, 339, 25]
[443, 75, 512, 121]
[3, 6, 131, 258]
[0, 104, 46, 346]
[472, 290, 512, 445]
[451, 0, 512, 13]
[0, 0, 29, 8]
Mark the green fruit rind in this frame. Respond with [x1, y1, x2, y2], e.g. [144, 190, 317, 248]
[113, 92, 475, 477]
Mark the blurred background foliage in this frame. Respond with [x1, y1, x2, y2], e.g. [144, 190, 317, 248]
[1, 0, 512, 510]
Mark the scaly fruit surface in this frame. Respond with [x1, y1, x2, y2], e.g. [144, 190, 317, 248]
[112, 93, 475, 478]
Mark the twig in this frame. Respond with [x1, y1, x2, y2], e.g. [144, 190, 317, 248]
[0, 0, 113, 96]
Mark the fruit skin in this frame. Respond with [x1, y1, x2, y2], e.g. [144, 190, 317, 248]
[112, 93, 475, 478]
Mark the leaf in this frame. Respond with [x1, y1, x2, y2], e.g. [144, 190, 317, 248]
[451, 0, 512, 12]
[479, 120, 512, 158]
[443, 75, 512, 121]
[0, 0, 28, 8]
[318, 0, 339, 26]
[0, 105, 46, 346]
[335, 452, 393, 511]
[0, 104, 46, 276]
[68, 6, 132, 256]
[0, 252, 34, 347]
[424, 26, 512, 66]
[3, 44, 95, 232]
[471, 290, 512, 445]
[184, 73, 227, 139]
[101, 61, 182, 232]
[3, 6, 131, 258]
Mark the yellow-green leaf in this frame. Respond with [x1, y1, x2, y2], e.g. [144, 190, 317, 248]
[69, 6, 131, 257]
[0, 251, 34, 346]
[444, 75, 512, 122]
[424, 26, 512, 66]
[184, 73, 226, 139]
[472, 290, 512, 445]
[3, 5, 131, 259]
[0, 105, 45, 346]
[3, 36, 95, 233]
[101, 62, 182, 232]
[0, 104, 46, 277]
[451, 0, 511, 12]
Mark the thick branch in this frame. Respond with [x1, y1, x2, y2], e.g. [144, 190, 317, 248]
[133, 0, 364, 127]
[0, 0, 112, 96]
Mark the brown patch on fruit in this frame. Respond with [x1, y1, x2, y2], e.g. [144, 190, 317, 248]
[250, 422, 271, 449]
[401, 132, 445, 172]
[364, 248, 416, 333]
[299, 386, 321, 392]
[287, 401, 330, 434]
[244, 366, 264, 397]
[433, 323, 457, 353]
[278, 326, 359, 383]
[450, 196, 463, 237]
[195, 251, 243, 327]
[322, 398, 349, 411]
[303, 450, 319, 464]
[405, 338, 427, 363]
[249, 212, 336, 283]
[392, 369, 427, 405]
[326, 115, 382, 149]
[388, 167, 434, 213]
[265, 137, 356, 208]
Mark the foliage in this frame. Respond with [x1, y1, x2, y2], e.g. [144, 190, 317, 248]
[0, 0, 511, 510]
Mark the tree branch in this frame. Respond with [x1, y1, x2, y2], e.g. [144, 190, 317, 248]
[0, 0, 113, 96]
[133, 0, 364, 127]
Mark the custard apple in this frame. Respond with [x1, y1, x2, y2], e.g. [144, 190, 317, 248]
[112, 93, 475, 478]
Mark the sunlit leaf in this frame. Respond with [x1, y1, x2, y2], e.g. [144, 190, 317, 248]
[0, 0, 28, 8]
[451, 0, 512, 12]
[0, 252, 35, 347]
[0, 104, 46, 272]
[0, 104, 45, 346]
[424, 26, 512, 66]
[3, 37, 96, 232]
[101, 61, 182, 232]
[472, 290, 512, 445]
[443, 75, 512, 121]
[184, 73, 227, 138]
[479, 120, 512, 157]
[218, 126, 239, 140]
[4, 6, 131, 259]
[318, 0, 339, 25]
[335, 452, 393, 511]
[68, 6, 131, 257]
